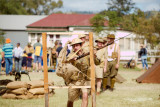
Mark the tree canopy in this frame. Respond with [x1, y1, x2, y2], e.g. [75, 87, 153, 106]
[0, 0, 63, 15]
[107, 0, 135, 16]
[0, 29, 5, 45]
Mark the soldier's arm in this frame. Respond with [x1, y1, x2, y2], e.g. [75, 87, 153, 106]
[115, 45, 120, 69]
[104, 58, 107, 73]
[117, 45, 120, 65]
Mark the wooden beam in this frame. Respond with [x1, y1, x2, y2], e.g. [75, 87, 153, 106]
[89, 32, 96, 107]
[42, 32, 49, 107]
[49, 86, 91, 89]
[47, 32, 89, 35]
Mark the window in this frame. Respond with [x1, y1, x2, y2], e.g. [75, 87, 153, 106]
[49, 35, 54, 47]
[50, 35, 54, 39]
[30, 33, 36, 45]
[119, 39, 124, 50]
[37, 33, 42, 39]
[56, 35, 60, 39]
[126, 38, 130, 50]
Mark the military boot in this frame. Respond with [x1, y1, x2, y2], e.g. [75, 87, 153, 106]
[67, 101, 73, 107]
[110, 78, 116, 91]
[103, 78, 107, 91]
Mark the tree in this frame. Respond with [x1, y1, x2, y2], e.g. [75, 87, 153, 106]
[0, 0, 28, 14]
[90, 14, 105, 34]
[22, 0, 63, 15]
[0, 0, 63, 15]
[120, 9, 160, 47]
[0, 29, 5, 45]
[107, 0, 135, 16]
[100, 10, 121, 30]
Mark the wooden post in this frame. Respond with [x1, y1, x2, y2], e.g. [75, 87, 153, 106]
[42, 32, 49, 107]
[89, 32, 96, 107]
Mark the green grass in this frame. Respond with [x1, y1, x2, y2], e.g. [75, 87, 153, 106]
[0, 68, 160, 107]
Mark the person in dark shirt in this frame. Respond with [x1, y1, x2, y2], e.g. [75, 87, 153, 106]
[56, 42, 63, 57]
[139, 44, 148, 71]
[27, 53, 32, 72]
[66, 46, 70, 56]
[22, 51, 28, 70]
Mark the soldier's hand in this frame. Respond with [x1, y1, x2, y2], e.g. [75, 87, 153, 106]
[104, 68, 107, 73]
[115, 64, 119, 69]
[94, 49, 97, 54]
[71, 57, 77, 61]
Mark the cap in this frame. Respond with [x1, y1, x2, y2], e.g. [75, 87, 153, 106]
[6, 38, 11, 43]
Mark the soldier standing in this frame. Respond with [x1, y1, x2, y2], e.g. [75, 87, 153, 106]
[78, 34, 89, 53]
[67, 38, 91, 107]
[94, 37, 108, 95]
[103, 34, 120, 91]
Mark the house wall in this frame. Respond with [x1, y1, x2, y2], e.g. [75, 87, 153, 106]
[99, 30, 146, 61]
[3, 31, 28, 48]
[27, 29, 146, 61]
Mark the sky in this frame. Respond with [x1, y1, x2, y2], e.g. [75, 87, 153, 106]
[56, 0, 160, 13]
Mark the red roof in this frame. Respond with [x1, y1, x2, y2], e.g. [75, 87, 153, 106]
[27, 13, 108, 27]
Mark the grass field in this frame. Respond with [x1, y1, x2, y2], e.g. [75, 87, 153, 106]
[0, 67, 160, 107]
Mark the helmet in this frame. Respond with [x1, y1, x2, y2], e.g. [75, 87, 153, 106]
[107, 34, 115, 39]
[70, 38, 83, 46]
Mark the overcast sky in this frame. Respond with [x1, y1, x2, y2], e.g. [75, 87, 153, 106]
[56, 0, 160, 13]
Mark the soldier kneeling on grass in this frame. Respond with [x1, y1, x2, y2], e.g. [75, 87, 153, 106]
[103, 34, 120, 91]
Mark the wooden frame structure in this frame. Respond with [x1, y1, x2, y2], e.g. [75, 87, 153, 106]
[42, 32, 96, 107]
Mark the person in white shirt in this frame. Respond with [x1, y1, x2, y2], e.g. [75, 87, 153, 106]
[13, 43, 23, 72]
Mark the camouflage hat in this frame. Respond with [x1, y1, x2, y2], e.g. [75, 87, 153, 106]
[95, 37, 104, 43]
[70, 38, 83, 46]
[107, 34, 115, 39]
[78, 34, 86, 39]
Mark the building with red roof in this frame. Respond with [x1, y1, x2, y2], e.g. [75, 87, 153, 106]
[26, 13, 108, 48]
[26, 13, 148, 63]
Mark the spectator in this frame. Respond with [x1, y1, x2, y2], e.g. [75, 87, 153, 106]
[52, 41, 59, 70]
[41, 50, 50, 67]
[56, 42, 63, 57]
[139, 44, 148, 71]
[0, 46, 3, 72]
[55, 42, 63, 69]
[24, 43, 34, 54]
[27, 53, 32, 72]
[22, 51, 28, 70]
[1, 56, 5, 72]
[33, 38, 42, 72]
[24, 43, 34, 72]
[13, 43, 23, 72]
[66, 46, 70, 56]
[2, 38, 13, 75]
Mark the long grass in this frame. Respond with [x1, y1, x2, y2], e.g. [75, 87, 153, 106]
[0, 68, 160, 107]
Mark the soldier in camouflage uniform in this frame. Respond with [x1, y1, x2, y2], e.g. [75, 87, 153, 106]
[67, 38, 93, 107]
[103, 34, 120, 91]
[94, 37, 108, 95]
